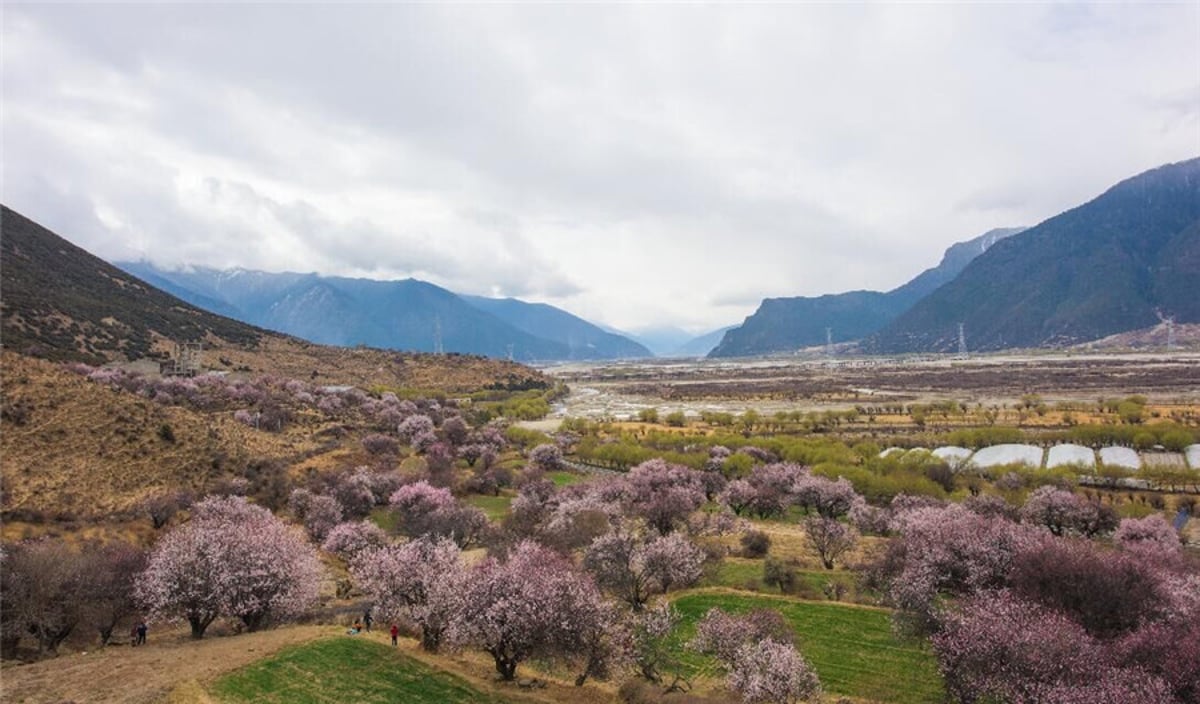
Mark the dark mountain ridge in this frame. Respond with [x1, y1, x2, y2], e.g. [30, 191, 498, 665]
[0, 206, 267, 364]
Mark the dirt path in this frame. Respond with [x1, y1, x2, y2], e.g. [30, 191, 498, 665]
[0, 624, 330, 704]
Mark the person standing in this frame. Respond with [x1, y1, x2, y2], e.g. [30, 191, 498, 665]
[389, 623, 399, 647]
[363, 609, 373, 632]
[136, 622, 148, 646]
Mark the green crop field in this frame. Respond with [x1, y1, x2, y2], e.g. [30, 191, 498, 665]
[670, 592, 944, 704]
[210, 637, 510, 704]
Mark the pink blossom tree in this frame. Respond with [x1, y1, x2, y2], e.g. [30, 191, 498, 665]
[450, 540, 607, 681]
[726, 639, 821, 704]
[398, 414, 435, 444]
[1020, 485, 1116, 537]
[689, 607, 793, 664]
[350, 537, 464, 652]
[302, 494, 343, 541]
[1008, 537, 1171, 640]
[931, 590, 1172, 704]
[623, 459, 707, 534]
[321, 520, 389, 561]
[1113, 514, 1182, 560]
[869, 504, 1039, 634]
[529, 443, 565, 472]
[794, 475, 858, 518]
[583, 530, 705, 610]
[720, 479, 759, 517]
[803, 516, 858, 569]
[137, 496, 322, 637]
[388, 481, 488, 548]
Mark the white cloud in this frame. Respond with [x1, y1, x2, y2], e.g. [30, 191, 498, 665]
[2, 3, 1196, 332]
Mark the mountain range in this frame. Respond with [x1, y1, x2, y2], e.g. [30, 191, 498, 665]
[864, 157, 1200, 353]
[0, 204, 547, 391]
[114, 263, 652, 361]
[708, 227, 1025, 357]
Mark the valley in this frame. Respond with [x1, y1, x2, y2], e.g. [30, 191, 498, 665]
[544, 351, 1200, 420]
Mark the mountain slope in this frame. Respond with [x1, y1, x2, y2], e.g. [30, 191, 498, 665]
[461, 295, 652, 359]
[866, 158, 1200, 353]
[1, 205, 266, 364]
[709, 227, 1022, 357]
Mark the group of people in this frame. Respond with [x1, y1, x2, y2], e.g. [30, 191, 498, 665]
[348, 609, 401, 646]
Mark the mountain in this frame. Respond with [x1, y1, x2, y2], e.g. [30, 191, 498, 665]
[866, 158, 1200, 353]
[671, 326, 737, 357]
[0, 205, 547, 391]
[115, 263, 573, 360]
[708, 227, 1023, 357]
[115, 263, 647, 361]
[460, 295, 652, 359]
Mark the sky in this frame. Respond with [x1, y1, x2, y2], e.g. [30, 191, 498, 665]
[3, 3, 1197, 335]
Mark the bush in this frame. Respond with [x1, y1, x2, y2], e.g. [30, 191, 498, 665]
[763, 558, 796, 594]
[740, 530, 771, 558]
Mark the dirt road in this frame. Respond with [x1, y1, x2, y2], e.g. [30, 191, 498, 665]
[0, 624, 330, 704]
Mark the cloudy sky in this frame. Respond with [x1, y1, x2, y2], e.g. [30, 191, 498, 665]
[3, 3, 1197, 334]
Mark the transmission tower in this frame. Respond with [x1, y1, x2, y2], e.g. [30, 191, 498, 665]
[957, 322, 968, 357]
[1166, 318, 1176, 350]
[825, 327, 834, 358]
[506, 343, 515, 362]
[433, 315, 444, 355]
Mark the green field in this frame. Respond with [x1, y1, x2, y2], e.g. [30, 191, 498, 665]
[547, 470, 587, 487]
[465, 493, 514, 520]
[707, 558, 860, 598]
[210, 637, 510, 704]
[670, 592, 944, 704]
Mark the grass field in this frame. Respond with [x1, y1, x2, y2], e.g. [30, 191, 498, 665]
[707, 557, 861, 599]
[670, 592, 944, 704]
[547, 470, 587, 487]
[465, 493, 515, 520]
[210, 637, 510, 703]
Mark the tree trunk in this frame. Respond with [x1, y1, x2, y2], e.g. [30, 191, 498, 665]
[188, 613, 216, 639]
[420, 628, 441, 653]
[241, 612, 267, 632]
[492, 654, 518, 681]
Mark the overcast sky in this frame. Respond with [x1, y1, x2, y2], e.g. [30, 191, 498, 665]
[3, 3, 1197, 334]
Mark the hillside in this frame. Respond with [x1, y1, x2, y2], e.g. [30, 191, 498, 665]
[1, 206, 266, 365]
[0, 352, 265, 522]
[866, 158, 1200, 353]
[709, 228, 1022, 357]
[117, 263, 649, 361]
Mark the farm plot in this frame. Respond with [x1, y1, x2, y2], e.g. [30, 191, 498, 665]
[211, 637, 511, 704]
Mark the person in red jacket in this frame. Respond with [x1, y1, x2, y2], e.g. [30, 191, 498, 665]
[389, 623, 399, 647]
